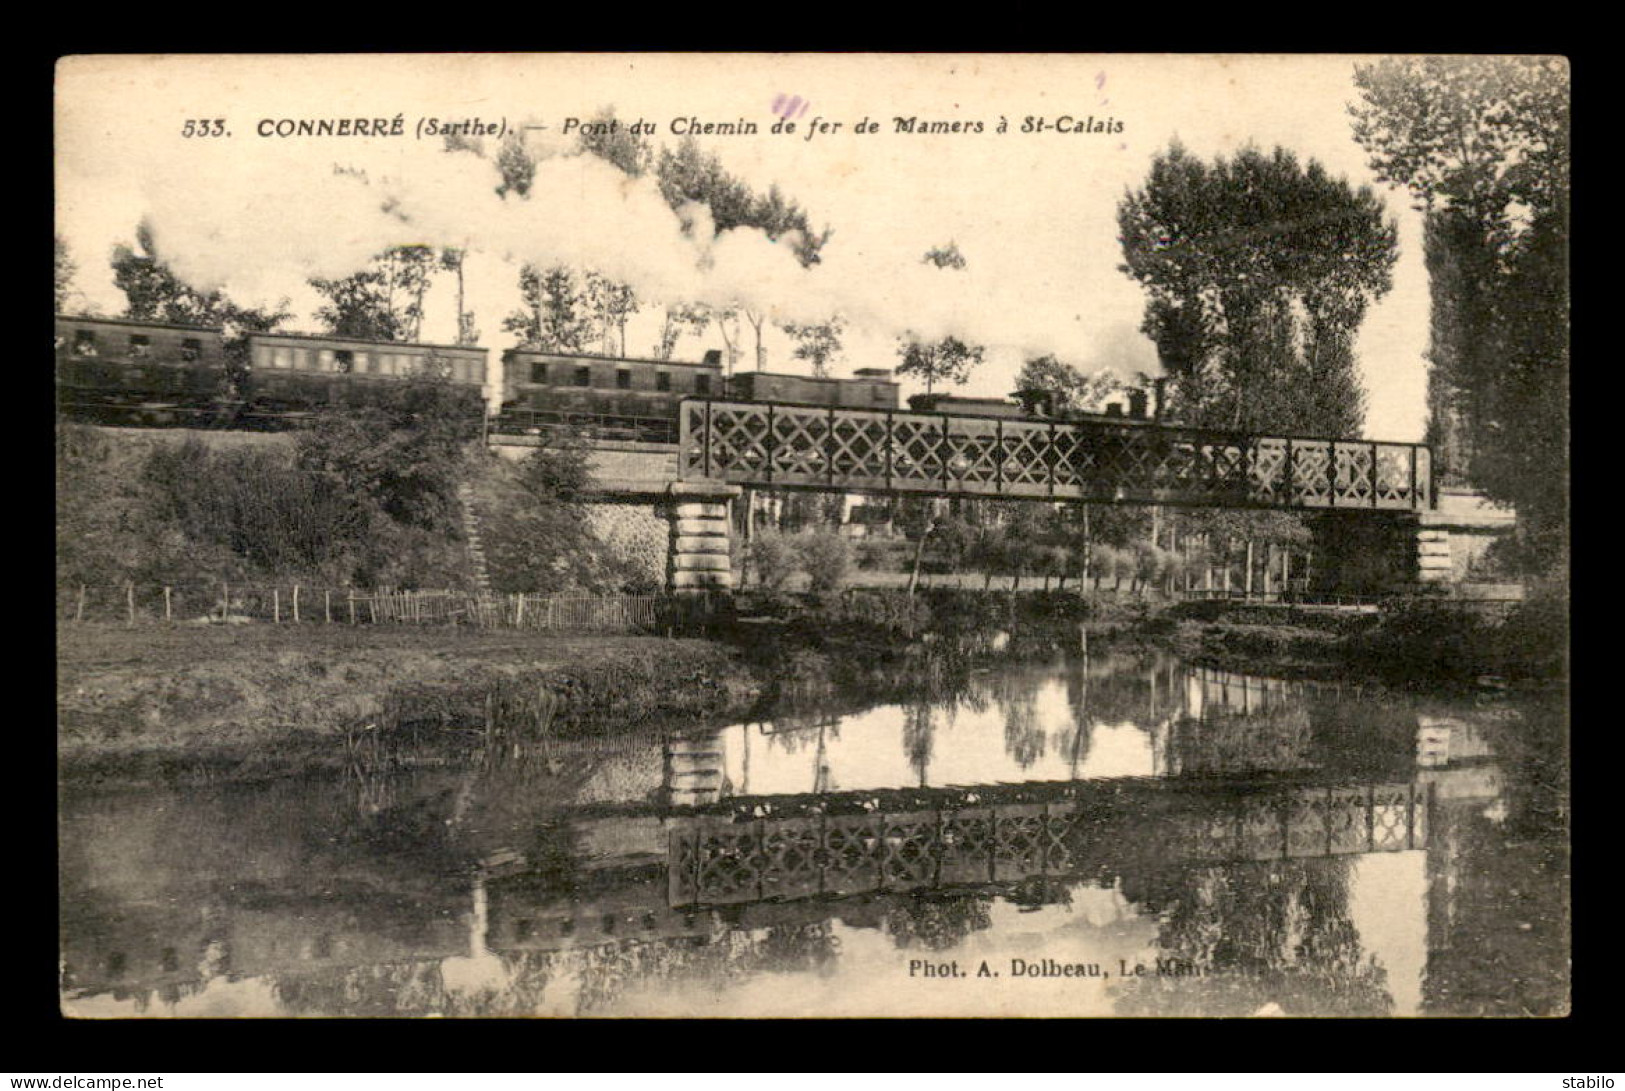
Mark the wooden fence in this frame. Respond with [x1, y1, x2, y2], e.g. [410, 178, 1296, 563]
[59, 583, 716, 634]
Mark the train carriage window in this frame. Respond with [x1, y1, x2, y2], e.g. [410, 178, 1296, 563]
[695, 373, 712, 396]
[616, 368, 632, 390]
[315, 349, 334, 372]
[128, 334, 151, 358]
[274, 347, 294, 370]
[530, 361, 548, 384]
[180, 338, 201, 362]
[335, 350, 354, 374]
[292, 348, 312, 372]
[573, 366, 591, 388]
[73, 330, 97, 356]
[656, 371, 671, 392]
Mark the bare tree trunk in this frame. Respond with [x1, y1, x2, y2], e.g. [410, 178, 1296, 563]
[907, 521, 930, 597]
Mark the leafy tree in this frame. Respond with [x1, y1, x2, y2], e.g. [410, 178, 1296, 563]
[654, 138, 832, 370]
[582, 269, 639, 355]
[477, 437, 603, 594]
[505, 265, 593, 352]
[1350, 56, 1569, 574]
[576, 107, 653, 179]
[294, 377, 475, 541]
[440, 248, 479, 346]
[780, 316, 846, 377]
[112, 220, 290, 334]
[654, 301, 712, 360]
[897, 243, 985, 394]
[1117, 143, 1396, 437]
[1015, 354, 1124, 414]
[55, 235, 78, 312]
[310, 246, 438, 343]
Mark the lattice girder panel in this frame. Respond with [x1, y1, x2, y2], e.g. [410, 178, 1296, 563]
[1290, 441, 1335, 508]
[1039, 802, 1083, 873]
[708, 404, 775, 482]
[1285, 787, 1333, 858]
[942, 418, 1002, 493]
[992, 804, 1049, 881]
[1374, 446, 1415, 510]
[1049, 427, 1093, 497]
[1250, 438, 1290, 503]
[679, 402, 710, 478]
[1334, 443, 1377, 507]
[938, 807, 996, 885]
[1370, 784, 1416, 852]
[691, 817, 768, 904]
[821, 813, 884, 897]
[1325, 787, 1373, 855]
[768, 408, 833, 486]
[1000, 419, 1056, 497]
[759, 816, 826, 900]
[1238, 797, 1287, 861]
[889, 415, 950, 492]
[879, 811, 941, 892]
[829, 412, 891, 489]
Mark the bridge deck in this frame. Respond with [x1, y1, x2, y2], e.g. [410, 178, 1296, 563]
[679, 399, 1433, 512]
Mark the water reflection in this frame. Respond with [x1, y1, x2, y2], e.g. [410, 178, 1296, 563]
[59, 650, 1566, 1018]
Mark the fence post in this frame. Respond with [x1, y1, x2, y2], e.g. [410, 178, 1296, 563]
[348, 590, 356, 625]
[516, 592, 525, 628]
[126, 582, 134, 627]
[273, 588, 280, 624]
[293, 584, 300, 624]
[76, 584, 86, 623]
[325, 589, 332, 624]
[222, 581, 229, 622]
[164, 585, 171, 622]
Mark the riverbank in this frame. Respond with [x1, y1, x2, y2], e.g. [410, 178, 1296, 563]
[57, 625, 761, 786]
[58, 587, 1566, 787]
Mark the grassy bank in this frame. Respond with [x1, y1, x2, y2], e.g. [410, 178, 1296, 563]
[57, 625, 759, 785]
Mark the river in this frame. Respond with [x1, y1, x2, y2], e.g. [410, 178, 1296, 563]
[58, 646, 1568, 1018]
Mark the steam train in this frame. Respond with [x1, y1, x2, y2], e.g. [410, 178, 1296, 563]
[55, 312, 1161, 439]
[55, 315, 488, 428]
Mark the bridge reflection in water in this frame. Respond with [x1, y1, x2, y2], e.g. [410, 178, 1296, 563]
[61, 653, 1541, 1017]
[665, 779, 1428, 909]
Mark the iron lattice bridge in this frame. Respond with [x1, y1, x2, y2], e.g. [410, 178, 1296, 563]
[667, 778, 1429, 908]
[679, 399, 1434, 511]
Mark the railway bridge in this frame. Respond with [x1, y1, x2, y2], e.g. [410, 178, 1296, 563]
[494, 397, 1503, 593]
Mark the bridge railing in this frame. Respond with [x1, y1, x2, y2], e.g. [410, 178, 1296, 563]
[679, 399, 1433, 512]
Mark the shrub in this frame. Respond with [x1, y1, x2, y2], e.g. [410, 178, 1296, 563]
[799, 529, 853, 594]
[749, 530, 801, 591]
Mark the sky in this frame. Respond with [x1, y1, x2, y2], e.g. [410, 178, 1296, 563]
[55, 53, 1431, 441]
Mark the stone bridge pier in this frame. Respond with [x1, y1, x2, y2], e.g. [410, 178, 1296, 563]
[1305, 488, 1517, 595]
[667, 481, 739, 592]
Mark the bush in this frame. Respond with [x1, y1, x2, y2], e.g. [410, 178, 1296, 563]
[749, 530, 800, 591]
[800, 529, 853, 595]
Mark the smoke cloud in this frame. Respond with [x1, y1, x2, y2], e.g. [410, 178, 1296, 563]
[138, 132, 1146, 373]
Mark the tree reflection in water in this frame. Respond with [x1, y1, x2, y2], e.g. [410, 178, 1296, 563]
[1115, 857, 1391, 1017]
[885, 893, 995, 951]
[995, 672, 1046, 770]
